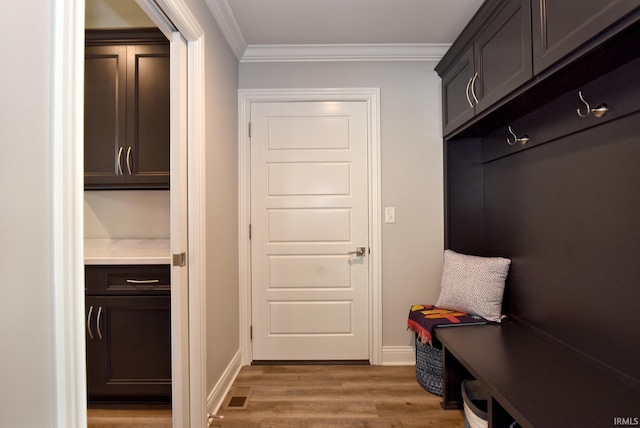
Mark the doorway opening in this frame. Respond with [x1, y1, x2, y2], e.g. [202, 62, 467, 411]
[238, 89, 383, 366]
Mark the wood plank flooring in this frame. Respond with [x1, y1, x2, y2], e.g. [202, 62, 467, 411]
[87, 405, 171, 427]
[212, 365, 464, 428]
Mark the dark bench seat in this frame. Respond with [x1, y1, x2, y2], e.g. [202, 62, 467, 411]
[435, 323, 640, 428]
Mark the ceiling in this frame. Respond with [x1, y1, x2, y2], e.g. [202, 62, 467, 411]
[225, 0, 484, 45]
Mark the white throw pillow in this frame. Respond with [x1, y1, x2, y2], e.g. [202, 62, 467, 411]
[435, 249, 511, 322]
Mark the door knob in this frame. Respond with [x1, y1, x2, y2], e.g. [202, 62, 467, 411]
[348, 247, 366, 256]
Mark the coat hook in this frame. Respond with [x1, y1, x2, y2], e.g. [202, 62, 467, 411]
[577, 91, 608, 118]
[507, 126, 529, 146]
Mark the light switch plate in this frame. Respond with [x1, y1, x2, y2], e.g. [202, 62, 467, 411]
[385, 207, 396, 224]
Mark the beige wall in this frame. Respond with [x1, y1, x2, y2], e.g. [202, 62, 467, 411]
[0, 1, 56, 426]
[84, 190, 170, 238]
[239, 61, 445, 348]
[180, 0, 241, 398]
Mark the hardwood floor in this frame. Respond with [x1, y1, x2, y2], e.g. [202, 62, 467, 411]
[87, 405, 171, 428]
[212, 365, 464, 428]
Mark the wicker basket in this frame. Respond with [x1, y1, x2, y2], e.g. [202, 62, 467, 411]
[415, 335, 443, 396]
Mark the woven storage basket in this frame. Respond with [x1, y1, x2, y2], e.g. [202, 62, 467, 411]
[415, 335, 443, 396]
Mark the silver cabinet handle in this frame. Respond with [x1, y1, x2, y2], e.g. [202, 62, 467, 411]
[126, 279, 160, 284]
[116, 147, 124, 175]
[87, 306, 94, 340]
[96, 306, 103, 340]
[348, 247, 366, 256]
[465, 75, 474, 108]
[126, 146, 132, 175]
[470, 72, 479, 105]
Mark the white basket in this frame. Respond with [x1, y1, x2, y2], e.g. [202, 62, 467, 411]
[462, 380, 488, 428]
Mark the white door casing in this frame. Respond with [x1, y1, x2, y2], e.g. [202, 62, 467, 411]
[51, 0, 207, 426]
[238, 89, 382, 365]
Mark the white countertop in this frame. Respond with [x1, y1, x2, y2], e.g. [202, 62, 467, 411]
[84, 239, 171, 265]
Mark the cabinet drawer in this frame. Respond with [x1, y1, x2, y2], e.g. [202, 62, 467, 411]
[85, 265, 170, 295]
[482, 56, 640, 162]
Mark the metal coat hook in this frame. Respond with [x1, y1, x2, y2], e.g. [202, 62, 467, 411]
[507, 126, 530, 146]
[577, 91, 608, 118]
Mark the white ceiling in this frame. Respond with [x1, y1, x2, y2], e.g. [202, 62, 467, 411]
[225, 0, 483, 45]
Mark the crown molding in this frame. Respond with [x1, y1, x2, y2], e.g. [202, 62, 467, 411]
[204, 0, 247, 60]
[241, 43, 451, 63]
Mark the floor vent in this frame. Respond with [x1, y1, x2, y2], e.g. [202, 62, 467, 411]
[222, 385, 253, 410]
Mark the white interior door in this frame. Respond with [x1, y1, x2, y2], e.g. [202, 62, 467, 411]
[250, 101, 369, 361]
[169, 31, 189, 427]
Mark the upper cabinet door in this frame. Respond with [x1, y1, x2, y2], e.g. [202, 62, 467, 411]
[532, 0, 640, 74]
[474, 0, 532, 112]
[442, 48, 476, 135]
[84, 45, 127, 187]
[84, 29, 170, 190]
[125, 44, 170, 186]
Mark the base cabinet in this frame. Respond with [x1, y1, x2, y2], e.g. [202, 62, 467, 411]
[85, 265, 171, 403]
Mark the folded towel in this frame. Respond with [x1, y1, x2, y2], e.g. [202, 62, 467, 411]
[408, 304, 486, 345]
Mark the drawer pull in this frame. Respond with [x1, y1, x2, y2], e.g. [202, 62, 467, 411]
[465, 75, 474, 107]
[470, 72, 479, 105]
[87, 306, 94, 340]
[126, 279, 160, 284]
[116, 147, 124, 175]
[96, 306, 103, 340]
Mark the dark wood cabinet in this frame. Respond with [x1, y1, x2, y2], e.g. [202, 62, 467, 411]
[441, 0, 532, 135]
[438, 1, 639, 137]
[473, 0, 532, 111]
[442, 48, 476, 134]
[436, 1, 640, 425]
[85, 265, 171, 403]
[84, 29, 170, 190]
[532, 0, 640, 74]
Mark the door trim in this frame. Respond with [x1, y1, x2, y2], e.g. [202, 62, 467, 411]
[238, 88, 382, 365]
[51, 0, 206, 426]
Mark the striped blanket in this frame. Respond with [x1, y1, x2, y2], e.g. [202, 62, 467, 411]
[408, 304, 486, 345]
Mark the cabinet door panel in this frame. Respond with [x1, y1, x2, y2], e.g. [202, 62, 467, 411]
[475, 0, 532, 112]
[84, 45, 127, 187]
[126, 45, 170, 187]
[442, 48, 476, 135]
[86, 296, 171, 401]
[532, 0, 640, 74]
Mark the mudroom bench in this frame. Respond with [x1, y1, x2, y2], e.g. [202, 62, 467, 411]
[435, 322, 640, 428]
[433, 3, 640, 427]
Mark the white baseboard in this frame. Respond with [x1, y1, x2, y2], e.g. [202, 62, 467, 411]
[206, 349, 243, 416]
[381, 345, 415, 366]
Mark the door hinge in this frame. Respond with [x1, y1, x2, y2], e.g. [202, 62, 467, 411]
[248, 122, 251, 138]
[249, 224, 252, 240]
[250, 325, 253, 341]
